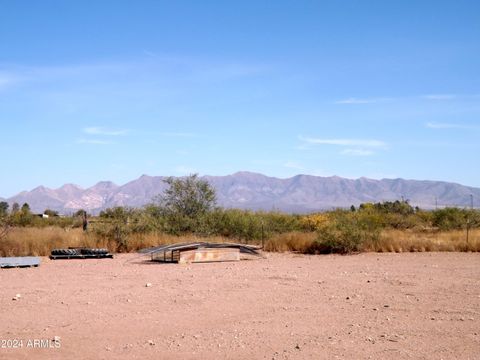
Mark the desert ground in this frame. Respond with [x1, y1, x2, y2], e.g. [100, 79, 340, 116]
[1, 252, 479, 359]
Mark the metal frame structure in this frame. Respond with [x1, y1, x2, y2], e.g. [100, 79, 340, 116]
[142, 242, 262, 263]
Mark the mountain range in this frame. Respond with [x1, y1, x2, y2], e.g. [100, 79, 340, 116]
[2, 172, 479, 214]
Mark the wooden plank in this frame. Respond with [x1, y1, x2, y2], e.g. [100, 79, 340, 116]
[178, 248, 240, 264]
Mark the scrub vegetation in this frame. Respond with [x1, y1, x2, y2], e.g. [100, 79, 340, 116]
[1, 175, 479, 256]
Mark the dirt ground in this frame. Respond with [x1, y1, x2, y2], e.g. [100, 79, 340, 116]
[0, 252, 479, 359]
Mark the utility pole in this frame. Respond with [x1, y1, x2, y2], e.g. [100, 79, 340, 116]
[466, 218, 470, 245]
[466, 194, 473, 245]
[261, 220, 265, 249]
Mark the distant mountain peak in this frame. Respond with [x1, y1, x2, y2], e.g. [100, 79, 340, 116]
[92, 181, 118, 188]
[32, 185, 49, 192]
[58, 183, 84, 191]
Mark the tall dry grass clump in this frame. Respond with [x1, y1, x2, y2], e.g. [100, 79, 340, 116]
[263, 232, 316, 252]
[0, 227, 105, 256]
[263, 228, 480, 255]
[363, 229, 480, 253]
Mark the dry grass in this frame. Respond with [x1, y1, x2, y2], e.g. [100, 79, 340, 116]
[0, 227, 235, 256]
[263, 229, 480, 254]
[363, 229, 480, 253]
[263, 231, 316, 252]
[0, 227, 103, 256]
[1, 227, 479, 257]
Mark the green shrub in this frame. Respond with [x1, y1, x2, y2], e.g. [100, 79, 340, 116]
[307, 211, 381, 254]
[195, 209, 303, 242]
[432, 208, 471, 230]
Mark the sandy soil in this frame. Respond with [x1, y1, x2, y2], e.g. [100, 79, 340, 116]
[0, 252, 479, 360]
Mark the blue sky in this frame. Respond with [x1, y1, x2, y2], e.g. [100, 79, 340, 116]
[1, 0, 479, 197]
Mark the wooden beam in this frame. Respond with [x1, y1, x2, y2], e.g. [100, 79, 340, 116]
[178, 248, 240, 264]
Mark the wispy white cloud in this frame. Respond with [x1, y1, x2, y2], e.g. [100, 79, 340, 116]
[341, 148, 374, 156]
[83, 127, 129, 136]
[0, 55, 267, 97]
[143, 49, 158, 58]
[194, 62, 267, 81]
[334, 97, 391, 105]
[299, 136, 387, 148]
[336, 93, 477, 104]
[0, 77, 10, 88]
[426, 122, 476, 129]
[299, 136, 386, 157]
[77, 138, 114, 145]
[0, 72, 20, 90]
[422, 94, 456, 100]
